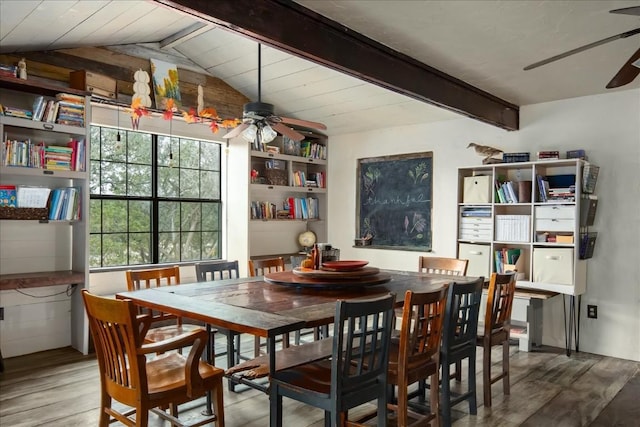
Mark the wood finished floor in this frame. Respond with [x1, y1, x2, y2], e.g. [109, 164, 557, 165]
[1, 338, 638, 427]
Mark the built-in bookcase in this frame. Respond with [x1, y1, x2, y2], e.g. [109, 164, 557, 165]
[0, 76, 90, 356]
[249, 131, 328, 258]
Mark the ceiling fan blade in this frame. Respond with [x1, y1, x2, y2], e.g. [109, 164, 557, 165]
[610, 6, 640, 16]
[222, 122, 249, 139]
[280, 116, 327, 130]
[606, 47, 640, 89]
[272, 122, 306, 142]
[524, 28, 640, 70]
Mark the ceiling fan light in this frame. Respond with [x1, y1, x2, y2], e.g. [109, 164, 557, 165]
[241, 123, 258, 142]
[260, 123, 277, 143]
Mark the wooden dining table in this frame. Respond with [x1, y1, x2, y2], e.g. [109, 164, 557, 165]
[115, 269, 464, 420]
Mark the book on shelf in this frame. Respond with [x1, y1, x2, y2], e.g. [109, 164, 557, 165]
[0, 185, 17, 207]
[536, 174, 549, 202]
[502, 152, 530, 163]
[537, 150, 560, 160]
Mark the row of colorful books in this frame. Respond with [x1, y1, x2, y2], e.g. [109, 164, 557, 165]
[30, 93, 85, 126]
[2, 138, 86, 171]
[292, 170, 326, 188]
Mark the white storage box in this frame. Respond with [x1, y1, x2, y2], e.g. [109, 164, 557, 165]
[463, 176, 492, 204]
[458, 243, 490, 278]
[533, 248, 573, 285]
[459, 217, 492, 240]
[495, 215, 530, 242]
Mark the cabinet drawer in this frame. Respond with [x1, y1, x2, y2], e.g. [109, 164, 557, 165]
[535, 218, 574, 232]
[536, 205, 575, 220]
[533, 248, 573, 285]
[458, 243, 490, 278]
[460, 231, 492, 240]
[460, 217, 492, 227]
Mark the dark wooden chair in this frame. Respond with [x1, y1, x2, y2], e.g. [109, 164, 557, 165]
[248, 257, 287, 356]
[387, 288, 447, 427]
[195, 260, 243, 371]
[418, 256, 469, 276]
[82, 290, 225, 427]
[476, 272, 517, 407]
[269, 293, 396, 427]
[440, 277, 484, 426]
[125, 266, 200, 344]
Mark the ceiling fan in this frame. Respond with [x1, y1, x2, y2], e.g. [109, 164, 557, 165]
[223, 44, 327, 142]
[524, 6, 640, 89]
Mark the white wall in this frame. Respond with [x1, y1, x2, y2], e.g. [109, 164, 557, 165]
[327, 89, 640, 361]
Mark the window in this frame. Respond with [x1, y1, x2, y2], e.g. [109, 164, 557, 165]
[89, 126, 222, 268]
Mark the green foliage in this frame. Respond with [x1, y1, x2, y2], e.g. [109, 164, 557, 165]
[89, 126, 222, 268]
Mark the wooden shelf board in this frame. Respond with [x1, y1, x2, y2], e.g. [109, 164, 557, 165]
[0, 270, 84, 291]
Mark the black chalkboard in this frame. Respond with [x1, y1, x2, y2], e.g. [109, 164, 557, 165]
[356, 152, 432, 251]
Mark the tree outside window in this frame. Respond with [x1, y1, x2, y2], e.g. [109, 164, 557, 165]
[89, 126, 221, 268]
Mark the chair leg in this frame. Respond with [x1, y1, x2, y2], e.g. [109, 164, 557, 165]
[483, 343, 492, 408]
[469, 353, 478, 415]
[212, 376, 225, 426]
[455, 360, 462, 381]
[377, 393, 387, 427]
[502, 339, 510, 396]
[397, 379, 408, 427]
[430, 372, 440, 427]
[254, 336, 261, 357]
[136, 404, 149, 427]
[99, 391, 111, 427]
[283, 332, 290, 348]
[441, 361, 452, 427]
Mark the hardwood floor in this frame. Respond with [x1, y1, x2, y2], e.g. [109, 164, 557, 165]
[1, 339, 638, 427]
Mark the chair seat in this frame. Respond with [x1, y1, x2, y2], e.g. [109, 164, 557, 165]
[387, 342, 438, 385]
[273, 359, 333, 396]
[147, 352, 225, 396]
[144, 324, 203, 343]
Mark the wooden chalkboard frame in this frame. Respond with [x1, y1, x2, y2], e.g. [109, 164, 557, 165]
[356, 152, 433, 251]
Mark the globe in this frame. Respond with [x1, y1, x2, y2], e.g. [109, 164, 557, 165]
[298, 231, 317, 248]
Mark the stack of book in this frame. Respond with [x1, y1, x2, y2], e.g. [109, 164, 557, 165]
[2, 105, 33, 119]
[537, 150, 560, 160]
[0, 64, 17, 78]
[44, 145, 73, 171]
[55, 93, 85, 127]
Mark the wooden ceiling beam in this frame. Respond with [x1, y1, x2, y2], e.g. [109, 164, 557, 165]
[154, 0, 519, 130]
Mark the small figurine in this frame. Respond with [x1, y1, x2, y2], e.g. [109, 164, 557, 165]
[467, 142, 503, 164]
[18, 58, 27, 80]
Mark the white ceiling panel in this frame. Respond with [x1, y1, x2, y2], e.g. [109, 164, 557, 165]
[1, 0, 636, 136]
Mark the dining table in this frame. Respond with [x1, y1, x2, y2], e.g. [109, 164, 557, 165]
[115, 269, 466, 422]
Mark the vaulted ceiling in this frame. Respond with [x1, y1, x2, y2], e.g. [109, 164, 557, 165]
[1, 0, 638, 135]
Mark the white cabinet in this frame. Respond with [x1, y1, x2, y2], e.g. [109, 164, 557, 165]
[456, 159, 598, 296]
[0, 76, 90, 355]
[249, 132, 328, 258]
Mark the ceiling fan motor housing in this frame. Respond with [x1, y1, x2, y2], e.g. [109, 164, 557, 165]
[244, 101, 275, 117]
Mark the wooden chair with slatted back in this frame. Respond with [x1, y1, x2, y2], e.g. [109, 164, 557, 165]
[387, 287, 448, 427]
[418, 256, 469, 276]
[195, 261, 243, 374]
[125, 266, 201, 344]
[82, 290, 225, 427]
[270, 293, 396, 427]
[248, 257, 287, 356]
[248, 257, 286, 276]
[476, 272, 517, 407]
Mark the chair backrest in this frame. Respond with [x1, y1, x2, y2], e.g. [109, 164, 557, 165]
[248, 257, 285, 277]
[442, 277, 484, 352]
[418, 256, 469, 276]
[125, 266, 181, 324]
[195, 260, 240, 282]
[331, 293, 396, 398]
[125, 265, 181, 291]
[483, 272, 517, 334]
[397, 288, 448, 369]
[82, 290, 147, 404]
